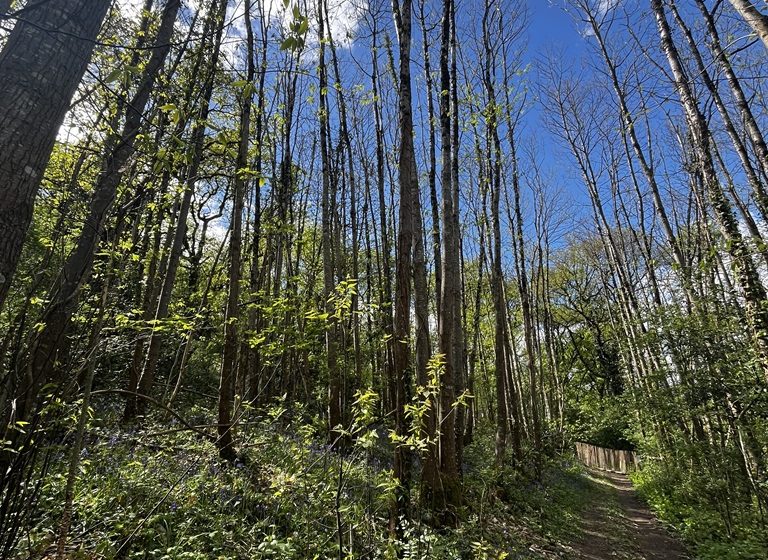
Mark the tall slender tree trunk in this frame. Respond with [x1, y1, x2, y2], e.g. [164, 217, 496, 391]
[370, 18, 395, 415]
[652, 0, 768, 383]
[508, 135, 542, 478]
[0, 0, 110, 309]
[124, 0, 228, 421]
[728, 0, 768, 50]
[411, 1, 438, 503]
[436, 0, 462, 521]
[318, 0, 341, 444]
[581, 1, 692, 290]
[696, 0, 768, 203]
[418, 0, 442, 319]
[218, 0, 255, 461]
[449, 0, 466, 472]
[481, 0, 510, 465]
[390, 0, 418, 532]
[245, 0, 269, 403]
[668, 0, 768, 228]
[326, 9, 362, 417]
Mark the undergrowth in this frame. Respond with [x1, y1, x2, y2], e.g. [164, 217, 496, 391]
[631, 456, 768, 560]
[16, 404, 593, 560]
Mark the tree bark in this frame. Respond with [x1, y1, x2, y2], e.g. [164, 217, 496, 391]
[0, 0, 110, 309]
[481, 0, 510, 465]
[696, 0, 768, 204]
[418, 0, 442, 318]
[390, 0, 418, 532]
[728, 0, 768, 50]
[124, 0, 227, 421]
[668, 0, 768, 229]
[217, 0, 255, 462]
[317, 0, 342, 445]
[436, 0, 462, 521]
[370, 16, 395, 417]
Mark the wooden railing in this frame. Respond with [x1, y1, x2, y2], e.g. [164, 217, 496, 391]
[575, 442, 637, 474]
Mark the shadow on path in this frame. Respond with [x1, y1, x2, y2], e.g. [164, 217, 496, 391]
[573, 469, 688, 560]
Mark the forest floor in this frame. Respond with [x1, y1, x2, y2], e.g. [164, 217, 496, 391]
[18, 417, 698, 560]
[567, 468, 688, 560]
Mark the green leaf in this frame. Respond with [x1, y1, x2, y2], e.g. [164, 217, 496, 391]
[104, 68, 122, 84]
[280, 37, 296, 51]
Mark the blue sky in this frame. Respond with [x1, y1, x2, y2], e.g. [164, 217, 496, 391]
[524, 1, 595, 222]
[528, 0, 588, 53]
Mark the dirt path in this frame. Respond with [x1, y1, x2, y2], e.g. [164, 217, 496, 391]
[572, 469, 688, 560]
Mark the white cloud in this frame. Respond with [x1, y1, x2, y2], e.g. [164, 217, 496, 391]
[595, 0, 620, 18]
[582, 0, 621, 37]
[266, 0, 366, 50]
[56, 122, 86, 144]
[207, 218, 229, 242]
[116, 0, 147, 21]
[119, 0, 365, 67]
[297, 0, 368, 63]
[315, 0, 367, 49]
[118, 0, 206, 22]
[56, 103, 101, 145]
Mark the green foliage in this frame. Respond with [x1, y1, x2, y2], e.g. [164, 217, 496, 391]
[25, 415, 386, 559]
[280, 3, 309, 52]
[390, 354, 442, 454]
[565, 391, 633, 450]
[19, 403, 602, 560]
[632, 458, 767, 559]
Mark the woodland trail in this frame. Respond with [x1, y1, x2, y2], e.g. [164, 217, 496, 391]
[571, 469, 688, 560]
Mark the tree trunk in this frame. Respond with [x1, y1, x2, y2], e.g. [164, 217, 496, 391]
[318, 0, 342, 445]
[482, 0, 509, 465]
[245, 0, 269, 404]
[390, 0, 418, 532]
[449, 0, 466, 472]
[728, 0, 768, 50]
[418, 0, 442, 318]
[124, 0, 228, 421]
[436, 0, 462, 521]
[370, 17, 395, 417]
[217, 0, 255, 462]
[696, 0, 768, 206]
[652, 0, 768, 383]
[669, 0, 768, 229]
[0, 0, 110, 309]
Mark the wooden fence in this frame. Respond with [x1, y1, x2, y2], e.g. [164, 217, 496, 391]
[575, 442, 637, 474]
